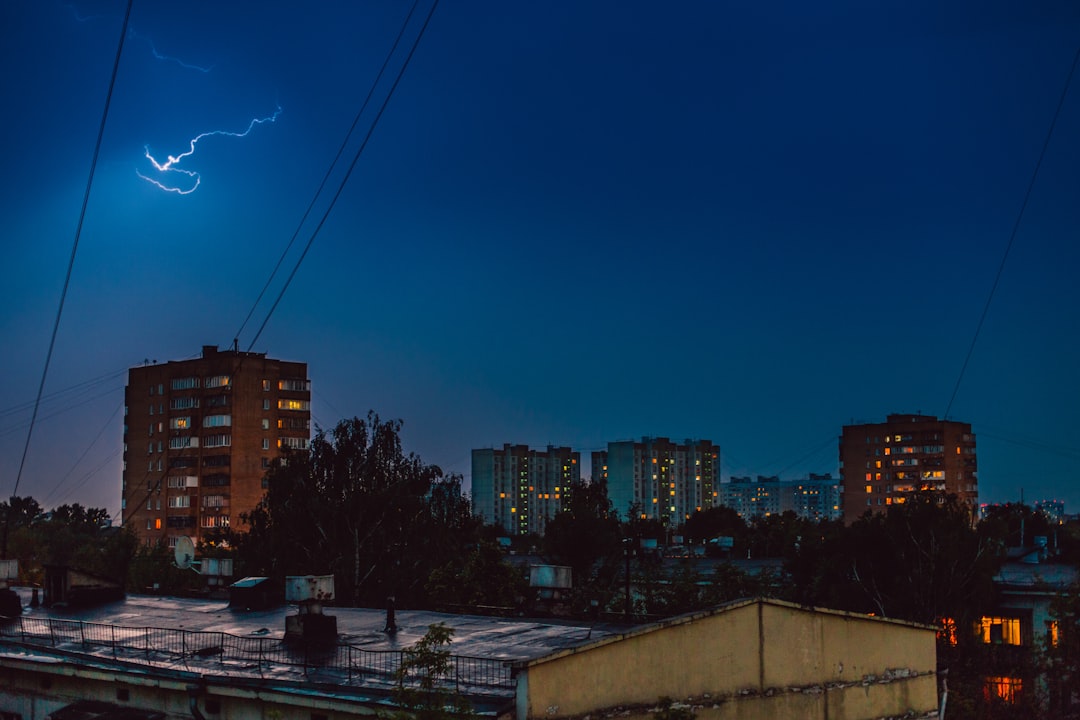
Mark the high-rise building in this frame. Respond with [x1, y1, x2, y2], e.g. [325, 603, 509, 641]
[591, 437, 719, 524]
[121, 345, 310, 547]
[720, 473, 841, 522]
[471, 444, 579, 536]
[839, 414, 977, 524]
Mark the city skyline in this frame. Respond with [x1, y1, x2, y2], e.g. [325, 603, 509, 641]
[2, 1, 1079, 519]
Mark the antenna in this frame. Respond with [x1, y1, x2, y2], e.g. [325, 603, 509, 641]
[174, 536, 200, 573]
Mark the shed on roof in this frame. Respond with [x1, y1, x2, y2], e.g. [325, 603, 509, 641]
[228, 576, 280, 610]
[42, 566, 123, 608]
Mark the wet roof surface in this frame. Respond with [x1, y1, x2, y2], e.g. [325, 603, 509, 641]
[2, 589, 625, 702]
[12, 591, 619, 659]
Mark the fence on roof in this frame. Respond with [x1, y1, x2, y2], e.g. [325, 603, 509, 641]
[0, 614, 515, 692]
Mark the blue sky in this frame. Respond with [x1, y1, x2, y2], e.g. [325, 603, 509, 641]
[2, 0, 1079, 519]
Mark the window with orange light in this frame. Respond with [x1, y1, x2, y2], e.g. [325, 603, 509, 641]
[937, 618, 958, 646]
[984, 676, 1022, 703]
[979, 616, 1022, 645]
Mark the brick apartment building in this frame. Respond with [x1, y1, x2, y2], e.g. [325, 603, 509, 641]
[839, 413, 977, 523]
[121, 345, 310, 547]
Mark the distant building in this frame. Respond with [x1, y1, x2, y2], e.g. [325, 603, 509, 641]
[121, 345, 310, 548]
[471, 444, 579, 536]
[839, 413, 977, 524]
[591, 437, 719, 523]
[720, 473, 841, 522]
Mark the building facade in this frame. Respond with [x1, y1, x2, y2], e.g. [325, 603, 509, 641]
[839, 413, 977, 524]
[471, 444, 579, 536]
[721, 473, 841, 522]
[591, 437, 719, 524]
[121, 345, 310, 547]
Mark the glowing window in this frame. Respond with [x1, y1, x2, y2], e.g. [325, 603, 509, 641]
[865, 485, 873, 493]
[984, 676, 1022, 703]
[979, 617, 1022, 645]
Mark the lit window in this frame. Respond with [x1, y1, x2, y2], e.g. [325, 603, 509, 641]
[205, 375, 231, 388]
[154, 518, 161, 530]
[979, 617, 1022, 645]
[170, 417, 190, 430]
[278, 399, 310, 411]
[865, 485, 873, 493]
[985, 676, 1022, 704]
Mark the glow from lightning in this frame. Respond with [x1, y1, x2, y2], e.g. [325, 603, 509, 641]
[137, 107, 282, 194]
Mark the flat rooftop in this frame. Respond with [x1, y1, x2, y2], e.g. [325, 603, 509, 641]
[1, 590, 624, 707]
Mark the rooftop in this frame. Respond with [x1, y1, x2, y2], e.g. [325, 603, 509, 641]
[1, 590, 623, 709]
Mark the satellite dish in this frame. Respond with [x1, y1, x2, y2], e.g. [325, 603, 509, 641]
[174, 536, 198, 571]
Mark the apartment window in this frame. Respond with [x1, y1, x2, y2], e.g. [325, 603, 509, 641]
[203, 414, 232, 428]
[262, 419, 270, 430]
[157, 442, 163, 453]
[979, 617, 1022, 645]
[157, 459, 162, 471]
[168, 496, 191, 509]
[172, 377, 199, 390]
[278, 399, 310, 411]
[146, 519, 152, 529]
[148, 461, 153, 471]
[149, 405, 154, 416]
[170, 436, 198, 449]
[204, 434, 231, 448]
[206, 394, 229, 408]
[147, 499, 152, 510]
[204, 375, 231, 388]
[263, 399, 271, 411]
[167, 476, 198, 488]
[170, 417, 191, 430]
[262, 379, 270, 391]
[149, 385, 155, 396]
[203, 494, 225, 508]
[157, 384, 164, 395]
[148, 442, 153, 455]
[262, 439, 270, 450]
[171, 396, 199, 410]
[278, 437, 309, 450]
[279, 378, 310, 392]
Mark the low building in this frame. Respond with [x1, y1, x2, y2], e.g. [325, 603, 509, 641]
[0, 592, 938, 720]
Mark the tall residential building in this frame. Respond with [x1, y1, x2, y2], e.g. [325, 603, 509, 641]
[121, 345, 311, 547]
[471, 444, 579, 536]
[720, 473, 841, 522]
[591, 437, 719, 524]
[839, 413, 977, 524]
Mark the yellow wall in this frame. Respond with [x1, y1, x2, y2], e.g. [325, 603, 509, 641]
[521, 599, 937, 720]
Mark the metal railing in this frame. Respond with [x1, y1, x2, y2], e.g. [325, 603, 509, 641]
[0, 615, 514, 692]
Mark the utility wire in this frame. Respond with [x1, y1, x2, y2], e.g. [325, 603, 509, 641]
[247, 0, 440, 352]
[943, 44, 1080, 419]
[10, 0, 132, 502]
[233, 0, 424, 348]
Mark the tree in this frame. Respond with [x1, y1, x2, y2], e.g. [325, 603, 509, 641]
[239, 413, 479, 607]
[394, 623, 474, 719]
[682, 505, 747, 549]
[542, 478, 621, 584]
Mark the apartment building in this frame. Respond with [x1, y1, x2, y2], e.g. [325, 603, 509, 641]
[472, 444, 579, 536]
[720, 473, 841, 522]
[591, 437, 720, 524]
[121, 345, 310, 547]
[839, 413, 977, 524]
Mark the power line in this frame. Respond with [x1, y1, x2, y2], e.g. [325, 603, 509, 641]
[246, 0, 440, 352]
[10, 0, 133, 503]
[943, 43, 1080, 419]
[232, 0, 425, 348]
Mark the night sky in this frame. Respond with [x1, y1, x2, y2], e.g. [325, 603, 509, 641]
[2, 1, 1079, 519]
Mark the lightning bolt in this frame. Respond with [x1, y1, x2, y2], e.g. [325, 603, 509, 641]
[131, 30, 214, 73]
[137, 108, 282, 195]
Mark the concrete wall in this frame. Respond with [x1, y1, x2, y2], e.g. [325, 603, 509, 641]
[520, 599, 937, 720]
[0, 654, 383, 720]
